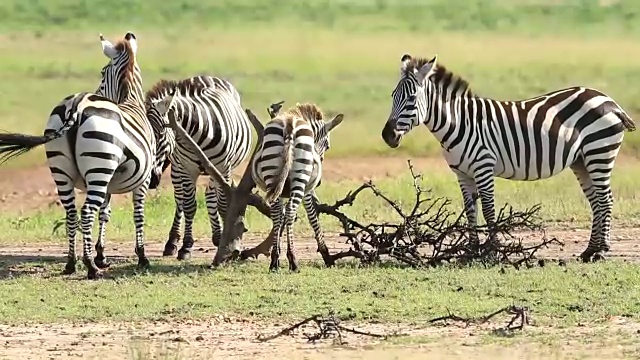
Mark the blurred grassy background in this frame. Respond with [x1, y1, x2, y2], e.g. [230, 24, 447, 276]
[0, 0, 639, 166]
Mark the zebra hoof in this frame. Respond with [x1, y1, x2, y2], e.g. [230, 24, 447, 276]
[269, 259, 280, 272]
[318, 249, 335, 267]
[177, 248, 192, 261]
[592, 252, 607, 262]
[86, 269, 103, 280]
[137, 257, 151, 269]
[162, 243, 178, 257]
[62, 261, 76, 275]
[94, 256, 111, 269]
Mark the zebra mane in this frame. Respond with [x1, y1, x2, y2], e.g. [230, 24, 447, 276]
[403, 57, 473, 95]
[112, 38, 138, 93]
[283, 103, 324, 122]
[145, 78, 209, 101]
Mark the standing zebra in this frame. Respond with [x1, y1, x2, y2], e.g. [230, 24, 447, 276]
[0, 32, 176, 278]
[251, 103, 344, 271]
[145, 77, 253, 261]
[381, 54, 635, 262]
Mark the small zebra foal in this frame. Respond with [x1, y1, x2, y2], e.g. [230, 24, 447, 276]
[251, 103, 344, 272]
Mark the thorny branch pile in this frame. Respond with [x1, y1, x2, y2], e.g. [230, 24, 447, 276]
[243, 159, 563, 269]
[321, 160, 562, 268]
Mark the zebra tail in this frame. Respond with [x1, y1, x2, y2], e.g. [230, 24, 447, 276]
[616, 108, 636, 132]
[265, 122, 294, 203]
[0, 131, 58, 165]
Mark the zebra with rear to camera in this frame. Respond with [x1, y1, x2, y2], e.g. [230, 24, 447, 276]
[0, 32, 176, 279]
[381, 53, 635, 262]
[251, 103, 344, 272]
[144, 76, 254, 261]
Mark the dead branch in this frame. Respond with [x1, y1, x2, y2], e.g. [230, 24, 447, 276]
[257, 311, 398, 345]
[289, 159, 564, 269]
[429, 305, 530, 332]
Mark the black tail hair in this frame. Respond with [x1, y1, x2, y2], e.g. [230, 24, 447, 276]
[0, 131, 56, 165]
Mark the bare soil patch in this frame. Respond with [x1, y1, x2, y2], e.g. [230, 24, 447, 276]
[0, 315, 638, 359]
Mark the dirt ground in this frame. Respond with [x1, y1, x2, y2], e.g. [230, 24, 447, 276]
[1, 157, 640, 359]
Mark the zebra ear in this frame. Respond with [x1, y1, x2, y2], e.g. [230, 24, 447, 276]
[416, 54, 438, 83]
[124, 31, 138, 55]
[100, 33, 118, 59]
[400, 53, 412, 73]
[324, 113, 344, 133]
[155, 90, 177, 117]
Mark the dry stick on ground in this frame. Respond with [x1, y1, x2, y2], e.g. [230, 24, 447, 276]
[257, 311, 398, 345]
[429, 305, 530, 332]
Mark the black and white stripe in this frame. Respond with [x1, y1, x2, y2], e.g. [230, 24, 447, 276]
[381, 54, 636, 262]
[144, 76, 253, 261]
[0, 32, 175, 278]
[251, 103, 344, 271]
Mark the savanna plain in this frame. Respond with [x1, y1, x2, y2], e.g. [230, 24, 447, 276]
[1, 1, 640, 359]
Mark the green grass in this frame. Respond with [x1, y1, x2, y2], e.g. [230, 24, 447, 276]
[1, 258, 639, 325]
[3, 160, 640, 243]
[1, 1, 640, 166]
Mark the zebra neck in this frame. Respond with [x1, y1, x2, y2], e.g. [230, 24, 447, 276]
[421, 90, 465, 137]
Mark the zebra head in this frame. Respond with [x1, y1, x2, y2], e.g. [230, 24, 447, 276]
[382, 54, 438, 148]
[147, 89, 178, 189]
[295, 103, 344, 162]
[97, 32, 142, 104]
[312, 113, 344, 162]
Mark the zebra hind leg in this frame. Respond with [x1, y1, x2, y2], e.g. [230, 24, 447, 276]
[582, 155, 616, 262]
[94, 194, 112, 269]
[284, 197, 301, 272]
[56, 179, 79, 275]
[132, 185, 151, 269]
[163, 169, 183, 256]
[570, 162, 601, 262]
[303, 193, 334, 267]
[269, 200, 283, 272]
[205, 179, 222, 247]
[177, 177, 197, 261]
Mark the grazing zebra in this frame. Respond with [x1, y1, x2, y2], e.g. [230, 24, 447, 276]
[381, 54, 635, 262]
[251, 103, 344, 271]
[0, 32, 176, 279]
[145, 77, 253, 261]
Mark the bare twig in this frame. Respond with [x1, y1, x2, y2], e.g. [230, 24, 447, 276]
[257, 311, 399, 345]
[429, 305, 530, 332]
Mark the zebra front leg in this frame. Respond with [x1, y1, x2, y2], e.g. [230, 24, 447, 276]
[475, 173, 498, 247]
[163, 168, 184, 256]
[303, 193, 334, 267]
[177, 177, 197, 260]
[132, 184, 151, 269]
[269, 199, 284, 272]
[205, 178, 222, 247]
[94, 194, 111, 269]
[457, 174, 480, 249]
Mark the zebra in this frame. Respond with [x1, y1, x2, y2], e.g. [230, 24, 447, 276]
[0, 32, 176, 279]
[381, 53, 636, 262]
[144, 76, 253, 261]
[251, 103, 344, 272]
